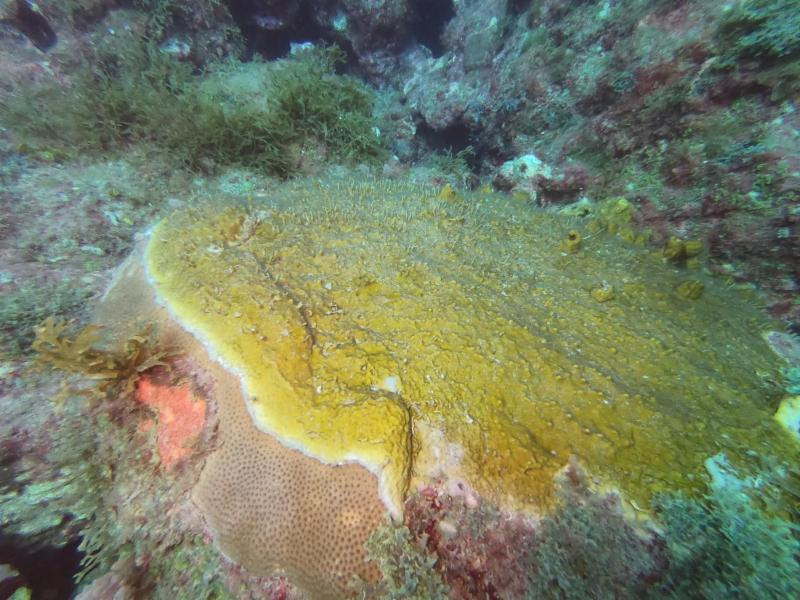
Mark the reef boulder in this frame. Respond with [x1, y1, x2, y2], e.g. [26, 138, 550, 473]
[99, 176, 797, 597]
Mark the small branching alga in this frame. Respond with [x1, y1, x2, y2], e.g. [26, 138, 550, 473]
[32, 316, 175, 397]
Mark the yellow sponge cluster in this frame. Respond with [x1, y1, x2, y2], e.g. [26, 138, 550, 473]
[145, 178, 798, 514]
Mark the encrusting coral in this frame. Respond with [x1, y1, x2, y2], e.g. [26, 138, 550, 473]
[144, 176, 798, 522]
[74, 174, 798, 598]
[95, 248, 387, 600]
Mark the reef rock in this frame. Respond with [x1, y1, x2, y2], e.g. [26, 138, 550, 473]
[97, 176, 797, 597]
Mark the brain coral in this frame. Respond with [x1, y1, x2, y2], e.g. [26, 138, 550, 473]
[137, 177, 797, 594]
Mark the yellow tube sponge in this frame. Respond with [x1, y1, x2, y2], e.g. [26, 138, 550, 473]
[145, 178, 798, 514]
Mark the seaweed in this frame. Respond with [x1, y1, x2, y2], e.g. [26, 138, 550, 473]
[429, 146, 476, 188]
[32, 317, 173, 397]
[0, 283, 89, 357]
[521, 495, 660, 599]
[364, 522, 449, 600]
[715, 0, 800, 63]
[654, 455, 800, 599]
[0, 36, 385, 177]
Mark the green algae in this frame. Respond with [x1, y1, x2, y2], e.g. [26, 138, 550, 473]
[522, 493, 658, 599]
[0, 384, 110, 552]
[365, 524, 448, 600]
[654, 454, 800, 599]
[1, 40, 384, 177]
[716, 0, 800, 62]
[0, 283, 89, 357]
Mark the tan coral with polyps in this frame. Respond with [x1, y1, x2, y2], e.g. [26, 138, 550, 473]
[96, 246, 386, 600]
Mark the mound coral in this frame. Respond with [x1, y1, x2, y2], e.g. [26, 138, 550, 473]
[82, 175, 797, 597]
[96, 249, 386, 599]
[144, 176, 797, 523]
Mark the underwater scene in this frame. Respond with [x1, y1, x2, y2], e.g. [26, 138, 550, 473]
[0, 1, 799, 598]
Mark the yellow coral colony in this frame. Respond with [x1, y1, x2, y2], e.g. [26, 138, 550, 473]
[145, 178, 797, 515]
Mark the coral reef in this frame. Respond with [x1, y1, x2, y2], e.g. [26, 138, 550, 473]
[95, 250, 386, 599]
[23, 171, 785, 597]
[3, 0, 797, 321]
[392, 0, 799, 322]
[146, 176, 796, 520]
[0, 1, 798, 597]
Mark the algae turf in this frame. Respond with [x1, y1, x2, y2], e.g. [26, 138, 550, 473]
[0, 38, 386, 177]
[0, 392, 233, 600]
[521, 495, 660, 600]
[0, 283, 90, 357]
[1, 316, 233, 598]
[524, 479, 799, 600]
[653, 461, 800, 599]
[715, 0, 800, 63]
[363, 456, 800, 600]
[364, 523, 449, 600]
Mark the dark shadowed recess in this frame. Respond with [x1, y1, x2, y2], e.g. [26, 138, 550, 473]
[408, 0, 455, 57]
[508, 0, 534, 16]
[0, 534, 82, 599]
[225, 0, 332, 60]
[417, 121, 473, 154]
[2, 0, 58, 51]
[417, 120, 484, 173]
[225, 0, 456, 62]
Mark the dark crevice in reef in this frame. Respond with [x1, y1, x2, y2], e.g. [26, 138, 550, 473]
[408, 0, 455, 57]
[0, 533, 83, 599]
[1, 0, 57, 51]
[417, 120, 484, 174]
[417, 121, 475, 156]
[224, 0, 332, 60]
[225, 0, 457, 63]
[508, 0, 534, 16]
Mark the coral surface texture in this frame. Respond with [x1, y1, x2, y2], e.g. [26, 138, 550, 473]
[146, 178, 796, 518]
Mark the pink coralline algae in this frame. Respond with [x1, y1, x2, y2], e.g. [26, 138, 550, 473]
[404, 482, 536, 599]
[135, 377, 207, 470]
